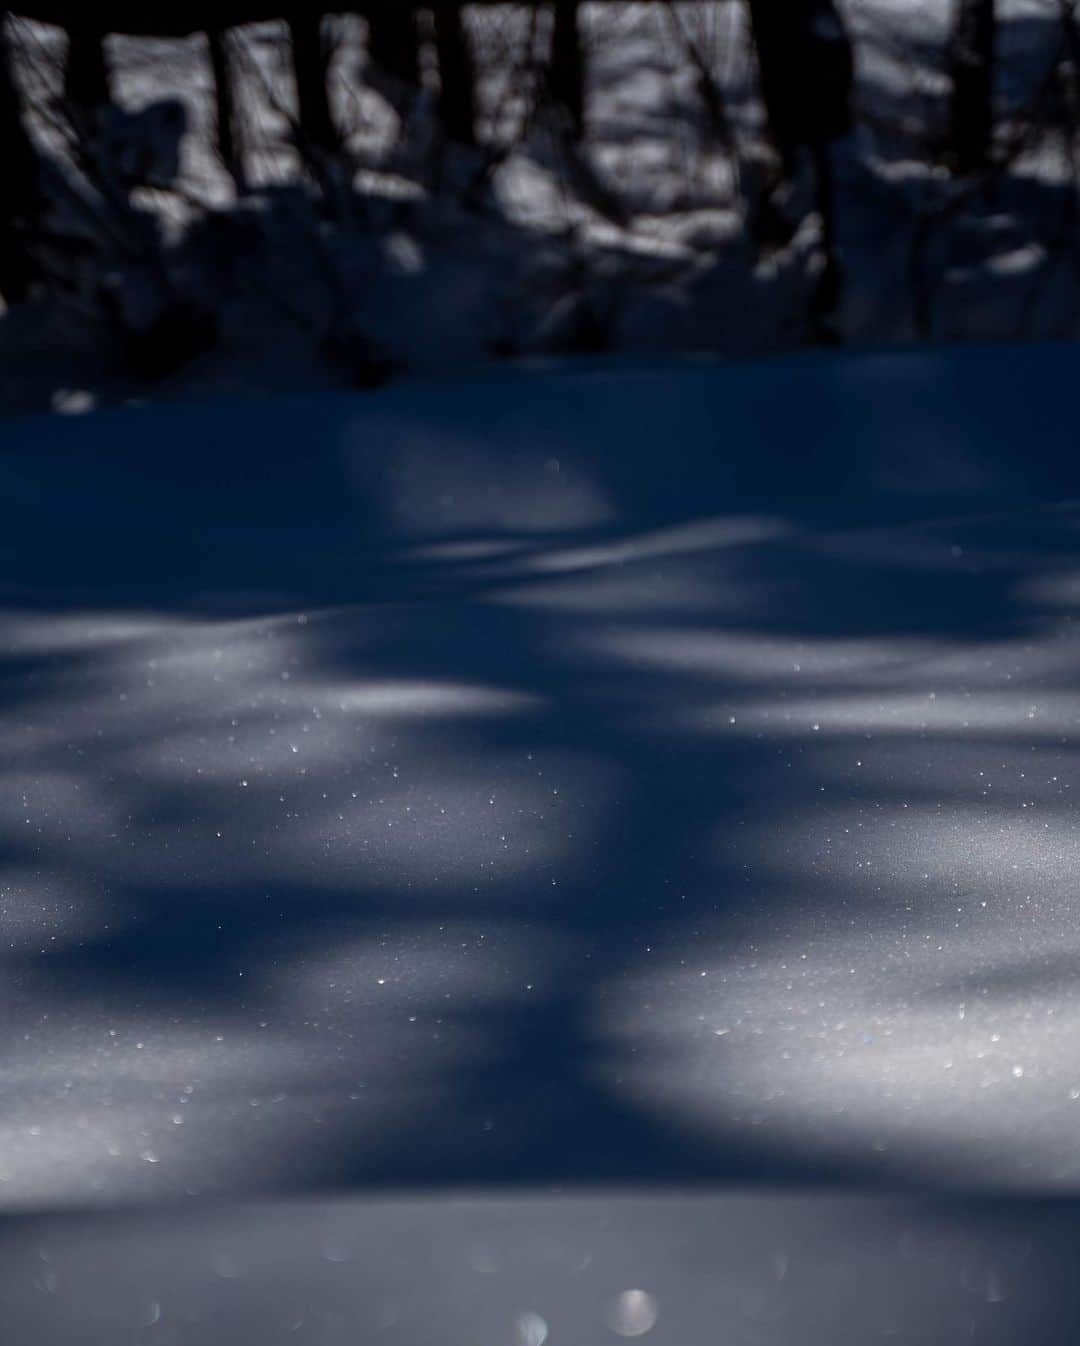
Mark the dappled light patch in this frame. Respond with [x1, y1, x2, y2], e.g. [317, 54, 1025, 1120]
[591, 912, 1080, 1190]
[734, 801, 1080, 908]
[575, 614, 1080, 742]
[1014, 569, 1080, 609]
[520, 515, 791, 575]
[126, 712, 382, 785]
[489, 560, 743, 615]
[287, 748, 620, 896]
[277, 919, 573, 1016]
[581, 594, 1080, 1189]
[0, 604, 611, 910]
[799, 737, 1080, 805]
[0, 868, 121, 955]
[0, 586, 628, 1204]
[0, 769, 127, 843]
[472, 514, 791, 615]
[0, 609, 194, 655]
[329, 679, 539, 718]
[0, 1015, 419, 1206]
[394, 538, 536, 565]
[724, 689, 1080, 738]
[577, 628, 936, 682]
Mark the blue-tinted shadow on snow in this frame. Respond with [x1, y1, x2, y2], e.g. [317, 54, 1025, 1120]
[1, 348, 1080, 1207]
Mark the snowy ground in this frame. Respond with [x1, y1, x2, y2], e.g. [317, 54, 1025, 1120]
[5, 346, 1080, 1338]
[7, 1191, 1080, 1344]
[4, 1, 1080, 413]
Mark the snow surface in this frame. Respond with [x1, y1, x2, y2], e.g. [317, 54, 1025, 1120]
[4, 344, 1080, 1207]
[4, 1190, 1080, 1344]
[7, 345, 1080, 1339]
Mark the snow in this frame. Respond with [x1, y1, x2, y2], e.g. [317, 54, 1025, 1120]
[7, 344, 1080, 1333]
[7, 1189, 1080, 1343]
[3, 344, 1080, 1209]
[3, 13, 1080, 1340]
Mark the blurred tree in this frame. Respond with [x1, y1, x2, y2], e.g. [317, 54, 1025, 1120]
[432, 3, 477, 144]
[744, 0, 854, 331]
[0, 17, 40, 303]
[946, 0, 995, 175]
[365, 2, 421, 100]
[4, 7, 352, 182]
[746, 0, 853, 172]
[550, 0, 585, 141]
[207, 29, 245, 188]
[63, 17, 109, 117]
[288, 14, 340, 152]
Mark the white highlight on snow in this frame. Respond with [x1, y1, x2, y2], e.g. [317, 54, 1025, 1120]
[526, 515, 789, 575]
[331, 680, 537, 717]
[607, 1289, 659, 1336]
[0, 869, 120, 953]
[515, 1311, 549, 1346]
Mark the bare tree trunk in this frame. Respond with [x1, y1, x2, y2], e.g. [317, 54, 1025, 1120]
[745, 0, 853, 172]
[64, 19, 109, 119]
[0, 20, 40, 304]
[947, 0, 995, 175]
[746, 0, 802, 173]
[208, 28, 246, 190]
[288, 14, 339, 153]
[366, 4, 420, 92]
[550, 0, 585, 141]
[432, 3, 477, 145]
[744, 0, 853, 329]
[809, 139, 842, 333]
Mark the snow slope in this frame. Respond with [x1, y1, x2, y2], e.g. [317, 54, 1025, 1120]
[3, 345, 1080, 1205]
[6, 346, 1080, 1338]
